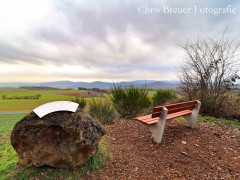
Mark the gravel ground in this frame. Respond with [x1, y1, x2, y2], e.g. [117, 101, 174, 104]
[83, 118, 240, 179]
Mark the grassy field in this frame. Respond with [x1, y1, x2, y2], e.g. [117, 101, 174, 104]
[0, 87, 105, 112]
[0, 114, 109, 179]
[0, 87, 158, 112]
[0, 114, 26, 132]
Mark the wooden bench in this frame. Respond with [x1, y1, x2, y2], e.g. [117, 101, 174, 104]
[134, 100, 201, 143]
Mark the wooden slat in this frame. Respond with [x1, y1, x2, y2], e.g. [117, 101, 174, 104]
[168, 104, 195, 114]
[165, 100, 197, 110]
[145, 119, 158, 125]
[153, 106, 163, 113]
[166, 110, 192, 120]
[146, 110, 193, 125]
[140, 117, 158, 123]
[134, 114, 152, 121]
[151, 100, 198, 118]
[153, 100, 198, 112]
[152, 112, 161, 118]
[167, 110, 192, 119]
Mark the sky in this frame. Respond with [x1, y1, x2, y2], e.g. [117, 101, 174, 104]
[0, 0, 240, 83]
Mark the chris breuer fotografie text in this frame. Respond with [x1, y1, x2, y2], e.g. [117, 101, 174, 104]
[138, 5, 237, 16]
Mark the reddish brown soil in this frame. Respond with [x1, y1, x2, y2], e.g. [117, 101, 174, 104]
[61, 92, 103, 97]
[83, 118, 240, 179]
[19, 86, 63, 90]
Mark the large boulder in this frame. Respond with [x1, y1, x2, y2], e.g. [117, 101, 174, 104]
[10, 107, 106, 168]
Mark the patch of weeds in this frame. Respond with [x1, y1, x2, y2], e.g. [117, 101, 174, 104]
[27, 113, 36, 118]
[69, 96, 86, 109]
[38, 120, 43, 125]
[174, 115, 239, 128]
[124, 144, 129, 149]
[175, 117, 186, 124]
[79, 136, 110, 175]
[0, 132, 19, 180]
[89, 98, 117, 124]
[34, 125, 42, 133]
[15, 167, 41, 180]
[198, 115, 239, 127]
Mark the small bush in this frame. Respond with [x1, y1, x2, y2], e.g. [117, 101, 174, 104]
[200, 92, 240, 119]
[152, 89, 176, 106]
[1, 95, 6, 100]
[110, 84, 151, 118]
[69, 96, 86, 109]
[89, 99, 116, 124]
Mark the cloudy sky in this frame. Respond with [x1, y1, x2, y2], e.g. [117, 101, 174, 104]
[0, 0, 239, 82]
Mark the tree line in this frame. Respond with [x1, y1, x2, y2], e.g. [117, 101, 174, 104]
[78, 87, 108, 93]
[1, 94, 42, 100]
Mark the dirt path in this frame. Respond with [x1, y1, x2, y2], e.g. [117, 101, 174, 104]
[83, 118, 240, 179]
[0, 111, 30, 114]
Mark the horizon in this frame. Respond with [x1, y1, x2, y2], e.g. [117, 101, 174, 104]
[0, 0, 239, 82]
[0, 79, 179, 84]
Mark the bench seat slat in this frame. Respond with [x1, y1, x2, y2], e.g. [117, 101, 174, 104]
[166, 110, 192, 119]
[133, 114, 152, 121]
[145, 110, 192, 125]
[138, 117, 158, 123]
[136, 110, 193, 125]
[137, 118, 156, 124]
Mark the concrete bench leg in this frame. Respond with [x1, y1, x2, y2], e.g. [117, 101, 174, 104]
[184, 101, 201, 128]
[148, 107, 168, 143]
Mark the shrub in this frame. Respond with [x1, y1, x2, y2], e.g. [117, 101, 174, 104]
[89, 99, 116, 124]
[110, 85, 151, 118]
[200, 92, 240, 119]
[152, 89, 176, 106]
[1, 95, 6, 100]
[69, 96, 86, 109]
[179, 31, 240, 118]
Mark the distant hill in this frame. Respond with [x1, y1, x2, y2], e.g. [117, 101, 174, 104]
[145, 81, 179, 89]
[0, 80, 180, 89]
[19, 86, 73, 90]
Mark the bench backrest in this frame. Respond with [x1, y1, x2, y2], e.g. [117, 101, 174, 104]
[151, 100, 199, 118]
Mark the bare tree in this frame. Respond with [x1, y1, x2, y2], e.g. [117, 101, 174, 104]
[179, 31, 240, 116]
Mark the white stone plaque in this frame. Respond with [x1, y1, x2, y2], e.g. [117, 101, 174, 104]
[33, 101, 79, 118]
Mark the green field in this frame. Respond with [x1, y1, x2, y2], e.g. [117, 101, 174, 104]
[0, 114, 26, 132]
[0, 87, 100, 112]
[0, 87, 158, 112]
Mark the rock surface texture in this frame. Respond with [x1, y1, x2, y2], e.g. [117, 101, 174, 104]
[11, 107, 106, 168]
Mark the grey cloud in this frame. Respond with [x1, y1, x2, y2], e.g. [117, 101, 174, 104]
[0, 0, 240, 79]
